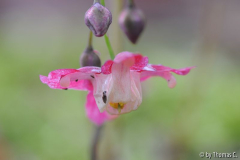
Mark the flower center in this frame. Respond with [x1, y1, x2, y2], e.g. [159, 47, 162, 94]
[110, 102, 125, 114]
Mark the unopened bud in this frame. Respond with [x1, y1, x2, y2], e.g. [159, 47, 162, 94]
[85, 2, 112, 37]
[80, 46, 101, 67]
[119, 3, 145, 44]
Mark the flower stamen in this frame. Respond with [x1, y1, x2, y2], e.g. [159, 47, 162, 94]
[110, 102, 125, 114]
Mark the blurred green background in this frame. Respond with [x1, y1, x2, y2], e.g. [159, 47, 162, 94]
[0, 0, 240, 160]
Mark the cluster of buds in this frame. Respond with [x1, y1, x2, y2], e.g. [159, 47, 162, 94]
[84, 0, 145, 43]
[82, 0, 146, 70]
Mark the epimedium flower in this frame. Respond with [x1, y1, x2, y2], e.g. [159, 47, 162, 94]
[40, 52, 194, 118]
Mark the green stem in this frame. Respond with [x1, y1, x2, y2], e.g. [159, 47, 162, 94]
[100, 0, 105, 6]
[100, 0, 115, 60]
[88, 31, 93, 48]
[104, 35, 115, 60]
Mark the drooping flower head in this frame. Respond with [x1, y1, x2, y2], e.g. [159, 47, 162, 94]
[85, 1, 112, 37]
[40, 52, 194, 119]
[119, 0, 145, 44]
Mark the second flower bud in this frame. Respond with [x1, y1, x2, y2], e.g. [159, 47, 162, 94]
[85, 1, 112, 37]
[119, 1, 146, 44]
[80, 46, 101, 67]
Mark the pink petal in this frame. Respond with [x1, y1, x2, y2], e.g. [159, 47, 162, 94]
[101, 60, 113, 74]
[114, 52, 148, 70]
[40, 67, 101, 90]
[40, 68, 118, 124]
[40, 75, 49, 84]
[76, 66, 101, 74]
[107, 52, 135, 104]
[86, 90, 117, 126]
[40, 69, 78, 89]
[102, 52, 136, 74]
[59, 67, 101, 88]
[149, 65, 195, 75]
[104, 52, 143, 114]
[130, 53, 148, 71]
[140, 65, 195, 88]
[101, 52, 148, 74]
[114, 52, 135, 65]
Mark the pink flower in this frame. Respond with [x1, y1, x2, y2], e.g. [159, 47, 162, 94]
[40, 52, 194, 125]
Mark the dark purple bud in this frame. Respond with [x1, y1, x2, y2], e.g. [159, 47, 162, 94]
[80, 46, 101, 67]
[119, 3, 145, 44]
[85, 2, 112, 37]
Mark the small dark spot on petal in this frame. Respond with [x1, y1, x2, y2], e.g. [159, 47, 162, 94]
[63, 88, 68, 90]
[75, 79, 78, 82]
[102, 91, 107, 104]
[91, 75, 95, 78]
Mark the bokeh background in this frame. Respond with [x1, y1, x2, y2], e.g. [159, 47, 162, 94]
[0, 0, 240, 160]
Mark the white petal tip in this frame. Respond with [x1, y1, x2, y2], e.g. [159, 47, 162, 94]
[143, 66, 155, 71]
[168, 83, 176, 88]
[167, 76, 176, 88]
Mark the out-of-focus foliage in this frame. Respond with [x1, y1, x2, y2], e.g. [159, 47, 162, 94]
[0, 0, 239, 160]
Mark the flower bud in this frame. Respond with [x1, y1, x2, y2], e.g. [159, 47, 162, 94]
[85, 2, 112, 37]
[80, 46, 101, 67]
[119, 3, 145, 44]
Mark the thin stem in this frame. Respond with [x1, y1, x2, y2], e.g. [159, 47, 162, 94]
[91, 125, 104, 160]
[129, 0, 134, 4]
[88, 31, 93, 48]
[94, 0, 100, 4]
[100, 0, 115, 60]
[104, 35, 115, 60]
[100, 0, 105, 6]
[128, 0, 135, 7]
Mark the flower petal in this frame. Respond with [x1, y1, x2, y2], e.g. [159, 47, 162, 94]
[101, 60, 113, 74]
[101, 52, 148, 74]
[130, 53, 148, 71]
[86, 90, 117, 126]
[149, 65, 195, 75]
[40, 67, 101, 90]
[107, 52, 135, 103]
[140, 64, 195, 88]
[40, 69, 78, 89]
[59, 67, 101, 88]
[92, 74, 112, 112]
[130, 71, 142, 109]
[105, 71, 142, 115]
[104, 52, 143, 115]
